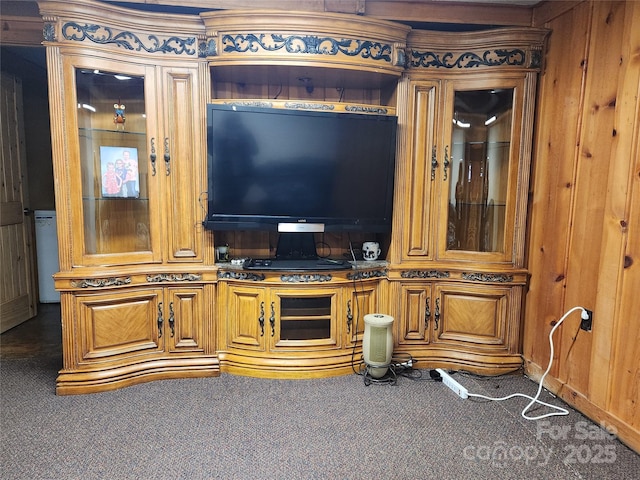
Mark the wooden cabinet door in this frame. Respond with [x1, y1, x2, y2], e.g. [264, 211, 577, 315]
[160, 66, 203, 263]
[75, 289, 164, 365]
[225, 284, 267, 352]
[436, 76, 526, 264]
[432, 282, 510, 350]
[346, 282, 378, 347]
[397, 282, 432, 345]
[165, 286, 205, 354]
[400, 80, 440, 261]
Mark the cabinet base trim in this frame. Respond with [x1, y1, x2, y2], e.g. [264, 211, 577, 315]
[56, 357, 220, 395]
[218, 351, 363, 379]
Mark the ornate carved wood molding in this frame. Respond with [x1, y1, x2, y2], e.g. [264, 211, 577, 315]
[400, 270, 450, 279]
[347, 269, 388, 281]
[70, 277, 131, 288]
[59, 22, 197, 56]
[462, 272, 514, 283]
[146, 273, 202, 282]
[218, 271, 266, 282]
[407, 27, 549, 72]
[281, 274, 333, 283]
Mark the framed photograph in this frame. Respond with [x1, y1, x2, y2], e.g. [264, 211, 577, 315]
[100, 146, 139, 198]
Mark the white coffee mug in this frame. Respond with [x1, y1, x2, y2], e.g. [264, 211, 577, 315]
[216, 245, 229, 262]
[362, 241, 381, 261]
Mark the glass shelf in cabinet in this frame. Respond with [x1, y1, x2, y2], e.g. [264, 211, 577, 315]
[79, 127, 147, 136]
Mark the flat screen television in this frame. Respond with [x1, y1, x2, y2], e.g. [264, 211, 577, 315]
[204, 104, 398, 238]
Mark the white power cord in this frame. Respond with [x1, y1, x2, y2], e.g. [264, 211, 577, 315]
[466, 306, 590, 420]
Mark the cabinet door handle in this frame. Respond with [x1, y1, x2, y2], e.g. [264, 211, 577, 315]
[258, 301, 265, 337]
[443, 145, 450, 181]
[269, 301, 276, 337]
[168, 302, 175, 338]
[431, 145, 438, 181]
[425, 297, 431, 327]
[269, 302, 276, 337]
[346, 300, 353, 334]
[157, 302, 163, 338]
[150, 138, 157, 176]
[434, 298, 440, 330]
[164, 137, 171, 175]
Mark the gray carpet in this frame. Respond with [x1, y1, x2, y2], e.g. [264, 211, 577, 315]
[1, 355, 638, 479]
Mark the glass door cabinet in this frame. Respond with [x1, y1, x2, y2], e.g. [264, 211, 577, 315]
[400, 75, 528, 266]
[67, 56, 162, 266]
[438, 77, 525, 264]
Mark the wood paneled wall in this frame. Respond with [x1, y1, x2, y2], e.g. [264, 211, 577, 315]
[525, 0, 639, 452]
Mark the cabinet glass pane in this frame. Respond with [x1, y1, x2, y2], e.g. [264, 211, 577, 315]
[75, 69, 150, 255]
[447, 88, 513, 253]
[280, 296, 331, 340]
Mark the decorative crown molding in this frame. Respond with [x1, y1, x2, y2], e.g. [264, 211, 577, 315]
[61, 22, 197, 56]
[221, 33, 393, 63]
[409, 49, 525, 69]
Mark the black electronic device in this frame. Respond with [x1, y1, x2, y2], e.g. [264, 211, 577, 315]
[243, 258, 350, 271]
[203, 104, 398, 234]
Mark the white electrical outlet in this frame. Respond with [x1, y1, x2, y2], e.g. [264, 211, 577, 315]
[436, 368, 468, 399]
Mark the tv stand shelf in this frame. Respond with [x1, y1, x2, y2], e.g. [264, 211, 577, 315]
[216, 263, 388, 378]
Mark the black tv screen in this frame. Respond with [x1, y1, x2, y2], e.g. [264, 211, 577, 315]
[204, 104, 397, 233]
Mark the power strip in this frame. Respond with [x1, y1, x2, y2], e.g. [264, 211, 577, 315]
[436, 368, 468, 399]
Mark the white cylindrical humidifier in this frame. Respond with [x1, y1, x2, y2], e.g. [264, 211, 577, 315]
[363, 313, 394, 378]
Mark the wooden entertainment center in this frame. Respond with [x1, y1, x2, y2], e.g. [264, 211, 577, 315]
[39, 0, 548, 394]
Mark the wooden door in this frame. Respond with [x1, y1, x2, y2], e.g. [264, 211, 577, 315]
[75, 289, 164, 365]
[0, 73, 37, 332]
[346, 281, 378, 347]
[436, 76, 525, 264]
[397, 282, 432, 345]
[225, 284, 267, 352]
[400, 80, 440, 261]
[166, 286, 205, 354]
[432, 282, 510, 350]
[161, 66, 203, 263]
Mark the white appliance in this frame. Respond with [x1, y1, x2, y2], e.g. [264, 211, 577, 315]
[362, 313, 394, 378]
[34, 210, 60, 303]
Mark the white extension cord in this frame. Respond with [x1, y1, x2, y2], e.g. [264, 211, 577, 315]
[441, 306, 591, 421]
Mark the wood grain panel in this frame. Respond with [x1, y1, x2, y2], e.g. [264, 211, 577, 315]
[398, 283, 429, 344]
[561, 0, 626, 394]
[403, 82, 438, 259]
[365, 0, 533, 26]
[167, 287, 204, 352]
[523, 1, 592, 373]
[438, 289, 506, 345]
[0, 15, 43, 46]
[0, 72, 36, 332]
[79, 292, 162, 360]
[227, 285, 264, 350]
[599, 0, 640, 424]
[347, 283, 378, 344]
[525, 0, 640, 451]
[164, 68, 202, 261]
